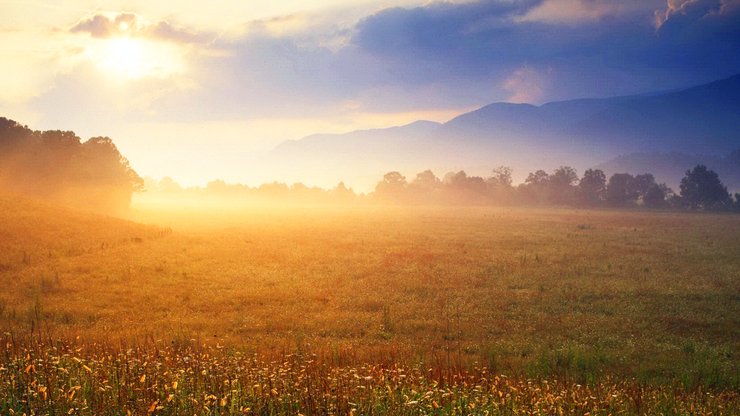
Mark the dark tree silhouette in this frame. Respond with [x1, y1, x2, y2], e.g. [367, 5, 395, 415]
[578, 169, 606, 206]
[0, 118, 143, 211]
[643, 183, 672, 208]
[633, 174, 656, 200]
[549, 166, 578, 205]
[520, 170, 550, 204]
[361, 164, 735, 212]
[606, 173, 637, 206]
[679, 165, 730, 209]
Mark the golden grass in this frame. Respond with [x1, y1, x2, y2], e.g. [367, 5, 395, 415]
[0, 196, 738, 413]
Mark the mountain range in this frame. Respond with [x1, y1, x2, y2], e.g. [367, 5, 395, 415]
[270, 74, 740, 191]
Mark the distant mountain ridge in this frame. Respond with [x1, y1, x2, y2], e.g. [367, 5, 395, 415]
[269, 74, 740, 190]
[275, 120, 441, 158]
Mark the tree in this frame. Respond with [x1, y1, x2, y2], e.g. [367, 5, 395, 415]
[0, 117, 32, 152]
[488, 166, 513, 188]
[158, 177, 182, 193]
[258, 181, 289, 196]
[525, 170, 549, 186]
[549, 166, 578, 204]
[578, 169, 606, 206]
[442, 171, 488, 203]
[633, 173, 656, 201]
[679, 165, 730, 209]
[408, 170, 441, 203]
[331, 182, 355, 201]
[643, 183, 672, 208]
[519, 170, 550, 204]
[81, 136, 144, 192]
[606, 173, 637, 206]
[41, 130, 80, 148]
[375, 171, 407, 201]
[0, 119, 145, 212]
[486, 166, 514, 203]
[411, 170, 441, 190]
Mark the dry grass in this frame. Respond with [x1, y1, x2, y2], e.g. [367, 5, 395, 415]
[2, 336, 736, 415]
[0, 195, 738, 413]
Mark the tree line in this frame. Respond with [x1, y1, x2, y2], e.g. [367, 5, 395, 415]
[373, 165, 740, 211]
[148, 163, 738, 212]
[2, 115, 737, 212]
[0, 117, 143, 212]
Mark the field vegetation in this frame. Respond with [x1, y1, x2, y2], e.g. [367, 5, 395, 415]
[0, 194, 738, 414]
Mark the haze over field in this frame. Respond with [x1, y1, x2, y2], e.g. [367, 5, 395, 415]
[2, 2, 740, 414]
[1, 0, 739, 189]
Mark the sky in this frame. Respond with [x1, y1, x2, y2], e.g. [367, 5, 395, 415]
[1, 0, 739, 187]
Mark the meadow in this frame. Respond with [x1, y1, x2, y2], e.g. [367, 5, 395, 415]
[0, 194, 738, 414]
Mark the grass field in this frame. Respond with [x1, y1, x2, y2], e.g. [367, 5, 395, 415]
[0, 194, 738, 414]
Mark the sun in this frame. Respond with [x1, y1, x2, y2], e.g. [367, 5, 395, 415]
[101, 38, 146, 78]
[90, 37, 184, 80]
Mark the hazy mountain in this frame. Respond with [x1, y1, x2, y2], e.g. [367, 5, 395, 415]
[572, 74, 740, 155]
[274, 120, 441, 161]
[269, 74, 740, 190]
[269, 120, 445, 189]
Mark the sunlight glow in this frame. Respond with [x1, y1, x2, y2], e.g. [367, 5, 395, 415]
[91, 37, 184, 80]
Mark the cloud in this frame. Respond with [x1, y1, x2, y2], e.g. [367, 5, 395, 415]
[347, 0, 740, 102]
[49, 1, 740, 125]
[654, 0, 705, 28]
[518, 0, 657, 24]
[70, 12, 210, 43]
[29, 1, 740, 134]
[654, 0, 740, 28]
[502, 66, 551, 103]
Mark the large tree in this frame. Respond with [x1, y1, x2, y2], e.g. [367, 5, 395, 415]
[578, 169, 606, 206]
[606, 173, 637, 206]
[375, 171, 408, 201]
[633, 173, 656, 201]
[487, 166, 513, 188]
[410, 170, 441, 191]
[549, 166, 579, 205]
[408, 170, 441, 203]
[679, 165, 730, 209]
[0, 118, 143, 212]
[519, 170, 550, 204]
[486, 166, 514, 203]
[643, 183, 672, 208]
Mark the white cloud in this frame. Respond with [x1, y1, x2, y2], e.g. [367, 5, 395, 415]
[502, 66, 551, 104]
